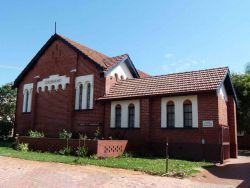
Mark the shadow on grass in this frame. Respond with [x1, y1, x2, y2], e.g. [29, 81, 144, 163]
[0, 141, 13, 147]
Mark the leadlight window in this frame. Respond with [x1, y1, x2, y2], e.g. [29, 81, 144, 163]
[25, 90, 29, 112]
[128, 103, 135, 128]
[78, 84, 83, 109]
[86, 83, 91, 109]
[115, 104, 121, 128]
[167, 101, 175, 128]
[183, 100, 192, 128]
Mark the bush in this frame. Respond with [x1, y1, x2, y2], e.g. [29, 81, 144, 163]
[0, 121, 13, 138]
[16, 143, 29, 152]
[76, 146, 88, 157]
[28, 130, 44, 138]
[94, 127, 100, 140]
[59, 129, 72, 139]
[59, 146, 73, 155]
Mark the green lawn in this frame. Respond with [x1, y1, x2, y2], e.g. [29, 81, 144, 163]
[0, 141, 213, 177]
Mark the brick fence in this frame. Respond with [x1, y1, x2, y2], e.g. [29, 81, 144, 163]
[238, 134, 250, 150]
[18, 136, 127, 158]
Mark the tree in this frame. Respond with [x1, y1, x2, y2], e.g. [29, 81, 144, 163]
[245, 62, 250, 74]
[0, 83, 17, 137]
[231, 73, 250, 133]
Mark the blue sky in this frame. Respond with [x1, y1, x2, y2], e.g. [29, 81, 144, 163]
[0, 0, 250, 86]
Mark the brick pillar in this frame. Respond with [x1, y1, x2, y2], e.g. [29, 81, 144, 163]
[31, 76, 40, 130]
[228, 96, 238, 158]
[140, 99, 151, 143]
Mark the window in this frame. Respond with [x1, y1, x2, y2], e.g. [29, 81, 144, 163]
[24, 90, 29, 112]
[78, 84, 83, 109]
[115, 104, 121, 128]
[23, 83, 33, 113]
[128, 103, 135, 128]
[75, 75, 94, 110]
[183, 100, 192, 127]
[167, 101, 175, 128]
[115, 73, 119, 81]
[86, 83, 91, 109]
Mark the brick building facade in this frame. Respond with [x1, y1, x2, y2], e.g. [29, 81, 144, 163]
[14, 34, 238, 161]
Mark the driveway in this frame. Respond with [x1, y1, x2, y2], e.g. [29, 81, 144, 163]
[191, 151, 250, 188]
[0, 155, 249, 188]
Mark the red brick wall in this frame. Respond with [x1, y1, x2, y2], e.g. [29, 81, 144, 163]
[227, 96, 238, 158]
[115, 93, 222, 145]
[218, 93, 228, 126]
[103, 93, 231, 160]
[16, 39, 106, 137]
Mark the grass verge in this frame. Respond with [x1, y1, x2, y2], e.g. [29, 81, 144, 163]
[0, 141, 213, 177]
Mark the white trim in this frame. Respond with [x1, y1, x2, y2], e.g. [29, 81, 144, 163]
[105, 60, 133, 79]
[37, 74, 70, 92]
[161, 95, 198, 128]
[75, 75, 94, 110]
[22, 83, 33, 112]
[217, 83, 228, 102]
[110, 100, 140, 128]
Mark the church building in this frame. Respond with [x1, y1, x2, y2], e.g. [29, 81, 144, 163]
[14, 34, 238, 161]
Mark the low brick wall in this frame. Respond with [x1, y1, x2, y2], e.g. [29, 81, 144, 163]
[18, 136, 127, 158]
[238, 134, 250, 150]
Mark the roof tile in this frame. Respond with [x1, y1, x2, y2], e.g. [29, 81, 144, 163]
[99, 67, 229, 100]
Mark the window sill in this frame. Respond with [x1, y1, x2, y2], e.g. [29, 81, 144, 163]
[22, 112, 31, 114]
[161, 127, 198, 129]
[74, 109, 93, 112]
[111, 127, 140, 129]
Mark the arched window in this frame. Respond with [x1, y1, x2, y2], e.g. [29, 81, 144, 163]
[183, 100, 192, 128]
[25, 90, 29, 112]
[115, 104, 121, 128]
[78, 84, 83, 109]
[128, 103, 135, 128]
[167, 101, 175, 128]
[115, 73, 119, 81]
[120, 75, 124, 80]
[86, 83, 91, 109]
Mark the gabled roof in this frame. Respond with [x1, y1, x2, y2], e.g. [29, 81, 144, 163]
[136, 69, 150, 78]
[99, 67, 237, 100]
[14, 34, 143, 87]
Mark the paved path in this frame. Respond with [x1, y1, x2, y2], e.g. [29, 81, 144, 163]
[191, 155, 250, 188]
[0, 156, 249, 188]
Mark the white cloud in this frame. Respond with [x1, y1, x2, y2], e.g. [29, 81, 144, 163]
[160, 56, 207, 74]
[0, 64, 23, 70]
[164, 53, 174, 59]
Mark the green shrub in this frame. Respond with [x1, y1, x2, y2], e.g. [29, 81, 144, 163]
[76, 146, 88, 157]
[28, 130, 45, 138]
[94, 127, 100, 140]
[16, 143, 29, 152]
[59, 129, 72, 139]
[0, 121, 13, 138]
[59, 146, 73, 155]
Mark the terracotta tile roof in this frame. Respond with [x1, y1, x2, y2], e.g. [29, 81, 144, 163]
[60, 36, 150, 76]
[58, 34, 111, 70]
[136, 69, 150, 78]
[102, 54, 128, 70]
[99, 67, 229, 100]
[13, 34, 151, 86]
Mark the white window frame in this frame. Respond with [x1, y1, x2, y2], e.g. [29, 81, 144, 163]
[75, 75, 94, 110]
[161, 95, 198, 128]
[110, 100, 140, 128]
[22, 83, 33, 113]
